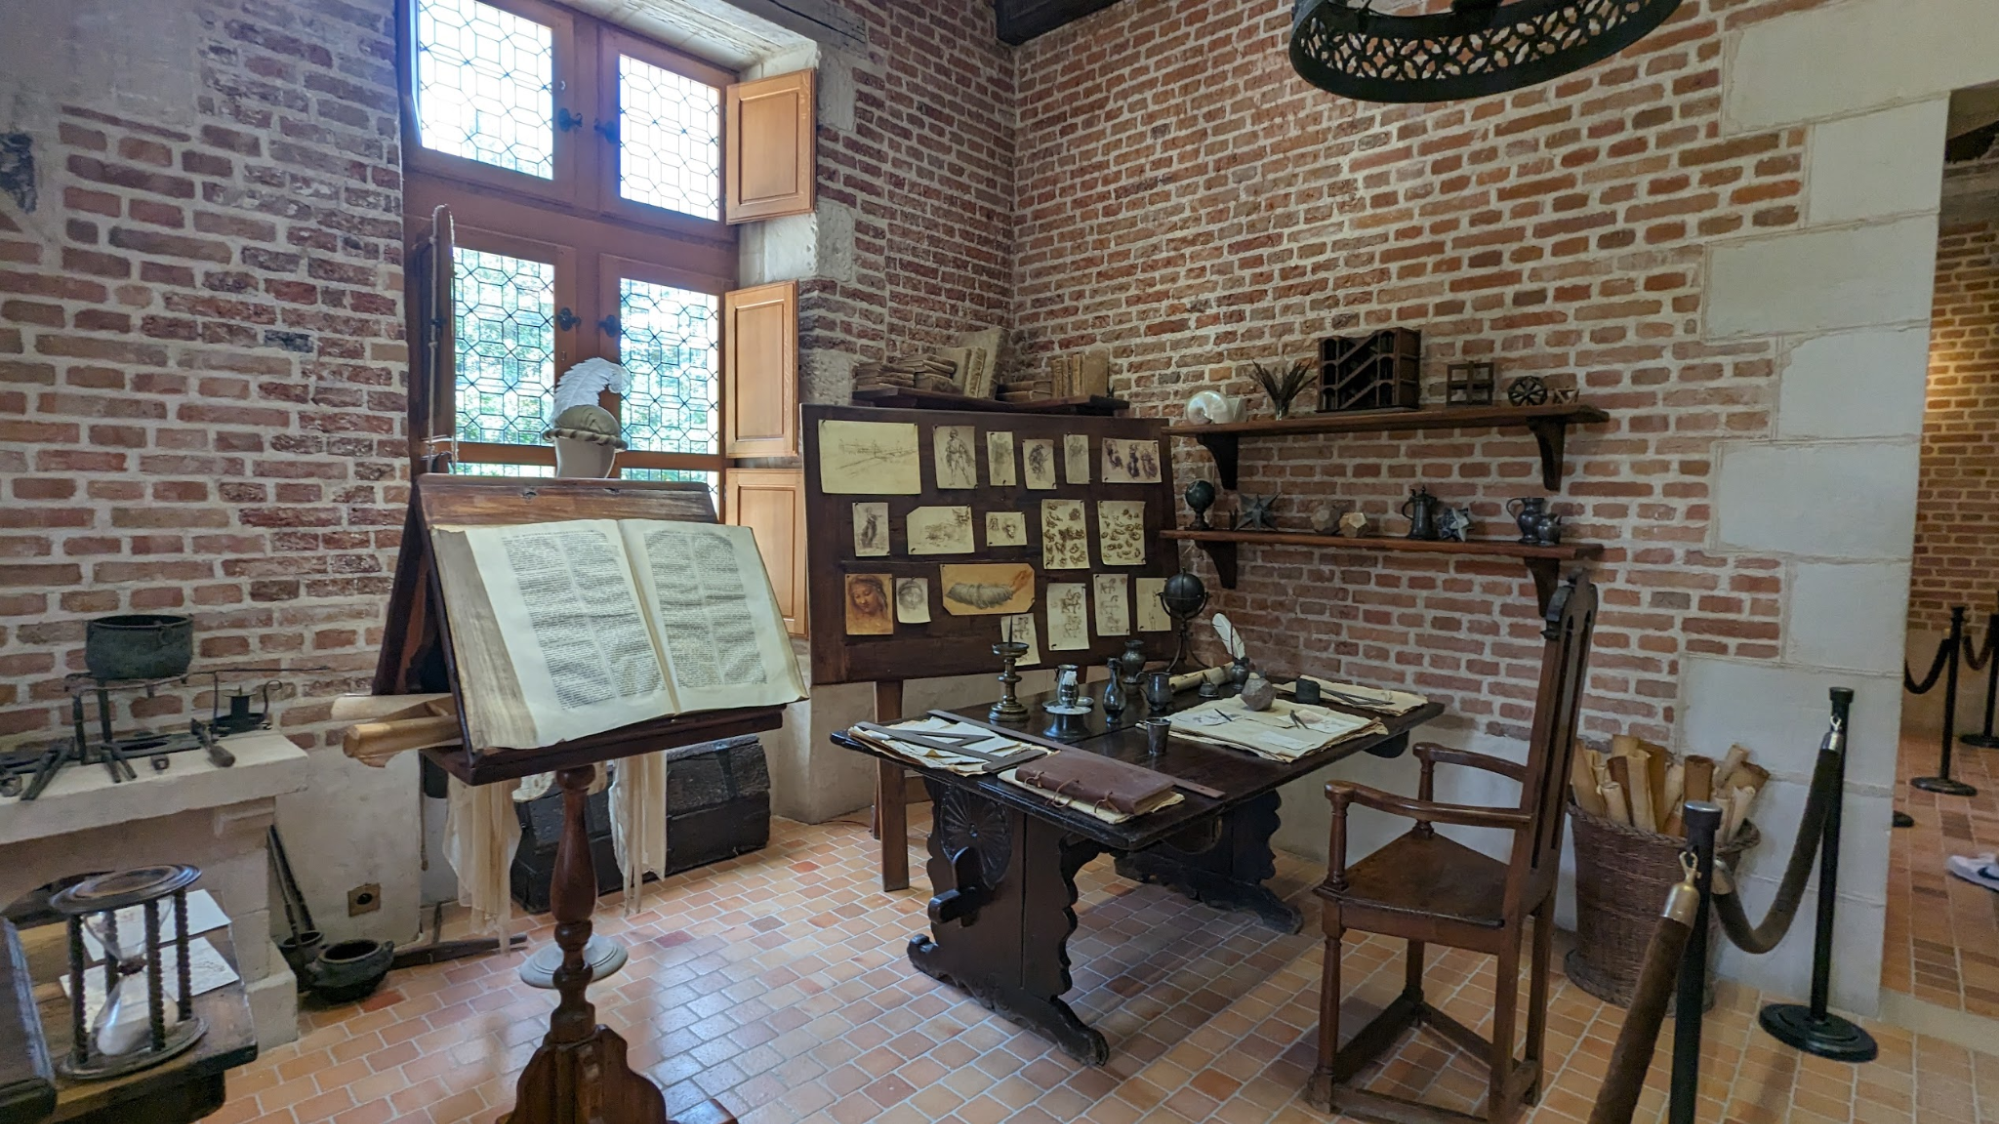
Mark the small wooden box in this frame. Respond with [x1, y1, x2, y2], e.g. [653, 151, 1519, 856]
[1319, 328, 1422, 412]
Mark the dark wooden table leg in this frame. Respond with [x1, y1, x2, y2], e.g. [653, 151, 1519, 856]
[906, 780, 1109, 1065]
[509, 765, 673, 1124]
[1115, 790, 1303, 932]
[875, 680, 910, 892]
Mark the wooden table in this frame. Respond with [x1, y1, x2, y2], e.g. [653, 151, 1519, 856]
[831, 689, 1443, 1065]
[18, 928, 256, 1123]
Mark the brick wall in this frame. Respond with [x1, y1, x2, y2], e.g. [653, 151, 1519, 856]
[1010, 0, 1812, 744]
[0, 0, 405, 744]
[1910, 217, 1999, 627]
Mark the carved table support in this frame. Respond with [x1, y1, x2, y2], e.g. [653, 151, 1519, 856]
[1114, 791, 1301, 933]
[509, 765, 670, 1124]
[907, 782, 1108, 1065]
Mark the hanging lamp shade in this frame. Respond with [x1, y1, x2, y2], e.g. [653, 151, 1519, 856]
[1290, 0, 1685, 103]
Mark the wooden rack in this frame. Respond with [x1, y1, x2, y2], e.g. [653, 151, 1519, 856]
[851, 386, 1129, 416]
[1167, 402, 1609, 490]
[1161, 528, 1602, 614]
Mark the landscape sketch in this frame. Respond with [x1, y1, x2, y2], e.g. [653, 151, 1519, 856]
[818, 419, 921, 494]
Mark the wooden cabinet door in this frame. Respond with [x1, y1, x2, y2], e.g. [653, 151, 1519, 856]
[725, 70, 815, 223]
[726, 468, 807, 636]
[723, 281, 798, 458]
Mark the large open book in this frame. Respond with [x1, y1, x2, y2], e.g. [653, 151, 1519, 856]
[430, 518, 807, 752]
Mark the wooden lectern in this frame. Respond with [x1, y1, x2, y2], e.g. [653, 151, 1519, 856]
[374, 475, 785, 1123]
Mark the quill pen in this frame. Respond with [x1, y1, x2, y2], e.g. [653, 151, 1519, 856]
[1212, 612, 1247, 660]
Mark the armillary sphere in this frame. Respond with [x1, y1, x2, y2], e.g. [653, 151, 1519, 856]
[1290, 0, 1685, 103]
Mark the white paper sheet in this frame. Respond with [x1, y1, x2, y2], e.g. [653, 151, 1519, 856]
[80, 890, 230, 961]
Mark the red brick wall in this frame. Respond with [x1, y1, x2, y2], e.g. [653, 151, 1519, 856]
[0, 0, 407, 742]
[1011, 0, 1808, 743]
[1910, 218, 1999, 628]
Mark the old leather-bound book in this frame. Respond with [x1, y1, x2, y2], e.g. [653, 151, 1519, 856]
[1013, 752, 1175, 815]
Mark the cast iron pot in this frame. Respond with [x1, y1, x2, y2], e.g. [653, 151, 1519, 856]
[84, 614, 193, 681]
[307, 938, 394, 1004]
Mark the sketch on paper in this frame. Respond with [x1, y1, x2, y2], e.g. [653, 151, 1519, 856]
[1063, 434, 1091, 484]
[1047, 583, 1089, 651]
[985, 511, 1027, 547]
[940, 563, 1036, 616]
[895, 577, 931, 624]
[1041, 499, 1090, 570]
[1097, 500, 1146, 566]
[1135, 577, 1171, 632]
[852, 502, 889, 557]
[1102, 438, 1163, 484]
[906, 506, 974, 555]
[1093, 574, 1130, 637]
[934, 425, 978, 490]
[818, 420, 922, 494]
[987, 431, 1017, 487]
[845, 574, 895, 635]
[1023, 439, 1057, 490]
[1001, 612, 1040, 665]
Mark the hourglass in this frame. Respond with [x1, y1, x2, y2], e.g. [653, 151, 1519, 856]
[51, 865, 208, 1079]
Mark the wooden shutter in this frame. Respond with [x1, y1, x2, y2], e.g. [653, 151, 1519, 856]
[726, 469, 807, 635]
[725, 70, 815, 223]
[723, 281, 799, 458]
[403, 204, 455, 471]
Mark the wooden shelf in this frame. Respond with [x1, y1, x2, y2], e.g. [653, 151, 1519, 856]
[1161, 528, 1602, 613]
[1167, 402, 1608, 490]
[852, 386, 1128, 415]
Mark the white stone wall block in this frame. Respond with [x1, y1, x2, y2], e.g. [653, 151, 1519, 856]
[1805, 100, 1950, 226]
[1714, 440, 1920, 559]
[1706, 217, 1939, 340]
[1681, 658, 1902, 789]
[1731, 777, 1895, 912]
[1715, 879, 1884, 1016]
[1775, 326, 1931, 440]
[1785, 560, 1914, 673]
[1725, 0, 1999, 133]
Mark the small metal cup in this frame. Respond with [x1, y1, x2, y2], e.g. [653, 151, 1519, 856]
[1293, 677, 1322, 706]
[1142, 718, 1171, 758]
[1144, 671, 1174, 710]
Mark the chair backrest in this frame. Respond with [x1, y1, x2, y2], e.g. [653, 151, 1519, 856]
[1505, 571, 1598, 914]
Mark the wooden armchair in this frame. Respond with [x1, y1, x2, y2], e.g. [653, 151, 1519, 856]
[1311, 571, 1597, 1123]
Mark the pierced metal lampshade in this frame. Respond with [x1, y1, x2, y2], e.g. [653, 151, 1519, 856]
[1290, 0, 1685, 104]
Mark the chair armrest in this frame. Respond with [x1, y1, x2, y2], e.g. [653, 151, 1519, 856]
[1414, 741, 1527, 783]
[1326, 780, 1532, 831]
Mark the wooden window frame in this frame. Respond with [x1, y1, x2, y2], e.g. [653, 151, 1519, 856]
[595, 27, 737, 241]
[599, 253, 730, 479]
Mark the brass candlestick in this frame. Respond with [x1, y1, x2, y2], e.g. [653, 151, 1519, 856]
[990, 639, 1030, 724]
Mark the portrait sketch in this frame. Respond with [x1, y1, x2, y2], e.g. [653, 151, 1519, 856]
[985, 511, 1027, 547]
[894, 577, 931, 624]
[844, 574, 895, 635]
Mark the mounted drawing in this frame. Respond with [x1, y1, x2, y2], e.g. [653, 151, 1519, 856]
[1047, 584, 1090, 651]
[1134, 577, 1171, 632]
[845, 574, 894, 635]
[1093, 574, 1130, 637]
[894, 577, 931, 624]
[1098, 500, 1147, 566]
[934, 425, 979, 489]
[818, 420, 922, 493]
[1041, 499, 1090, 570]
[940, 563, 1037, 616]
[987, 431, 1017, 486]
[1023, 439, 1057, 490]
[985, 511, 1027, 546]
[906, 506, 974, 555]
[852, 502, 888, 557]
[1063, 434, 1091, 484]
[1101, 438, 1162, 484]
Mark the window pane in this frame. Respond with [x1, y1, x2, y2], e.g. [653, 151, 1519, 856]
[619, 279, 719, 455]
[619, 468, 719, 513]
[454, 247, 556, 446]
[619, 54, 722, 219]
[415, 0, 556, 179]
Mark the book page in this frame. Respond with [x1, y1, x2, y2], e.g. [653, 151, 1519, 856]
[456, 520, 676, 747]
[621, 521, 807, 713]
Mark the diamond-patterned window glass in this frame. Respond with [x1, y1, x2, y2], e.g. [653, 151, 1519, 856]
[619, 279, 719, 455]
[619, 54, 722, 219]
[454, 247, 557, 446]
[450, 461, 550, 478]
[415, 0, 556, 179]
[620, 468, 719, 512]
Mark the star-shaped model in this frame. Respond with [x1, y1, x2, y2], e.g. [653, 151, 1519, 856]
[1241, 492, 1278, 532]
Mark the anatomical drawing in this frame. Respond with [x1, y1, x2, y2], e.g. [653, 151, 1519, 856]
[939, 563, 1037, 617]
[934, 425, 978, 490]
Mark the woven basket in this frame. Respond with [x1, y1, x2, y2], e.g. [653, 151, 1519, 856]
[1565, 801, 1760, 1009]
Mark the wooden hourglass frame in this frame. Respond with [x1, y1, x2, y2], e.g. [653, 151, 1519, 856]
[51, 865, 207, 1080]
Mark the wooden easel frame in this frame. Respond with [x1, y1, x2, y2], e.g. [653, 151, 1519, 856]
[375, 475, 785, 1123]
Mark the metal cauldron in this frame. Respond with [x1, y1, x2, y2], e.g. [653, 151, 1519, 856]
[84, 615, 193, 681]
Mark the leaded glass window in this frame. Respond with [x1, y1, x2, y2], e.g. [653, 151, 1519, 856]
[618, 54, 722, 220]
[414, 0, 556, 179]
[453, 247, 556, 446]
[618, 279, 720, 455]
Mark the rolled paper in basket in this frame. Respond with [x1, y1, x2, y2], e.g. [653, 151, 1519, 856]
[1713, 743, 1750, 790]
[1571, 748, 1608, 818]
[1661, 763, 1686, 834]
[1684, 755, 1715, 803]
[1600, 780, 1630, 826]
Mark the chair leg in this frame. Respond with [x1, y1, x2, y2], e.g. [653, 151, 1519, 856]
[1405, 939, 1425, 1004]
[1524, 902, 1551, 1105]
[1487, 934, 1521, 1122]
[1312, 926, 1344, 1107]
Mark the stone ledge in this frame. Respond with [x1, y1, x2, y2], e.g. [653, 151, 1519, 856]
[0, 731, 309, 847]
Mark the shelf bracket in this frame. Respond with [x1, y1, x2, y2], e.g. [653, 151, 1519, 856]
[1526, 418, 1567, 491]
[1195, 539, 1239, 589]
[1194, 432, 1240, 492]
[1525, 557, 1560, 617]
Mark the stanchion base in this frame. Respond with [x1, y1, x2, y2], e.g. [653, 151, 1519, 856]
[1758, 1004, 1878, 1062]
[1912, 776, 1978, 796]
[1893, 810, 1914, 828]
[1960, 733, 1999, 750]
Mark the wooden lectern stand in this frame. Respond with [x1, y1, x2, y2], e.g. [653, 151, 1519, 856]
[375, 476, 786, 1123]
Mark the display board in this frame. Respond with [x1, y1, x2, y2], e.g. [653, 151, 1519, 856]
[803, 403, 1177, 686]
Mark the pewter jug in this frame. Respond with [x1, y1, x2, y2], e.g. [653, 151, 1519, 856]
[1507, 497, 1548, 544]
[1401, 485, 1442, 541]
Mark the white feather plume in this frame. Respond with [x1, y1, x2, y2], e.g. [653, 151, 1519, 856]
[1212, 612, 1247, 660]
[552, 357, 628, 416]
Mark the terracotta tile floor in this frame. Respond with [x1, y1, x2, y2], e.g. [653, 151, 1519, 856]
[209, 811, 1999, 1124]
[1885, 731, 1999, 1017]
